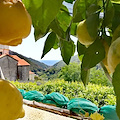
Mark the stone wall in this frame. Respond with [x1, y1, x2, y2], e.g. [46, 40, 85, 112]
[0, 55, 18, 81]
[18, 65, 30, 81]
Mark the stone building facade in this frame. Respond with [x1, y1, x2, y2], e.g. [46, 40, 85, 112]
[0, 54, 18, 81]
[0, 45, 32, 81]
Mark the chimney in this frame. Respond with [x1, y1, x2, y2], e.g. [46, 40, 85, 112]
[0, 44, 9, 55]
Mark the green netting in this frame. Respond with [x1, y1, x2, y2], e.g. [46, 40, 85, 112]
[99, 105, 119, 120]
[18, 89, 26, 98]
[67, 98, 99, 115]
[42, 92, 69, 108]
[24, 90, 44, 102]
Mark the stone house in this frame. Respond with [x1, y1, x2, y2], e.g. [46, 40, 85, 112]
[0, 54, 18, 81]
[0, 45, 34, 81]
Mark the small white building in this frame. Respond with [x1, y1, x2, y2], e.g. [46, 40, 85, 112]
[29, 71, 35, 81]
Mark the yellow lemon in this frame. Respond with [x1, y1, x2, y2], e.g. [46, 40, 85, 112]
[0, 79, 25, 120]
[76, 20, 95, 46]
[0, 0, 31, 46]
[108, 37, 120, 73]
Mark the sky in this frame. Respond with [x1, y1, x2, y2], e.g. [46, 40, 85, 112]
[10, 27, 78, 61]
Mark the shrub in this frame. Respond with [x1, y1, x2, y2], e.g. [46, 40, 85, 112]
[11, 79, 116, 107]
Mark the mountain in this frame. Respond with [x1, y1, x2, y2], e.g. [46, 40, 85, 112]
[52, 55, 80, 69]
[40, 60, 60, 66]
[9, 50, 49, 73]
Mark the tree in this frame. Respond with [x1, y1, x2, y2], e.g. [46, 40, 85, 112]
[58, 62, 81, 82]
[2, 0, 120, 118]
[22, 0, 120, 118]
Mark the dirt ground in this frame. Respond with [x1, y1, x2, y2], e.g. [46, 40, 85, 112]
[17, 104, 76, 120]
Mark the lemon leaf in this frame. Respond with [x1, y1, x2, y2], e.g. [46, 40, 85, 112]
[60, 39, 75, 65]
[77, 40, 86, 56]
[73, 0, 86, 22]
[65, 0, 74, 4]
[111, 0, 120, 4]
[103, 1, 114, 28]
[86, 4, 99, 40]
[81, 65, 90, 86]
[56, 5, 72, 33]
[50, 19, 66, 39]
[112, 3, 120, 31]
[82, 39, 105, 70]
[112, 63, 120, 119]
[41, 32, 57, 59]
[22, 0, 63, 40]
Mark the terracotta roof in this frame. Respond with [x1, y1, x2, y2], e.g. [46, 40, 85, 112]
[0, 54, 18, 61]
[0, 54, 8, 58]
[29, 71, 34, 74]
[0, 54, 30, 66]
[11, 55, 30, 66]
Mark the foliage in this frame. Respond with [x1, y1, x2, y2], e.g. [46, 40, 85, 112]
[9, 0, 120, 117]
[11, 79, 116, 107]
[90, 67, 112, 86]
[58, 62, 81, 82]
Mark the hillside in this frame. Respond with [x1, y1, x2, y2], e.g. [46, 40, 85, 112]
[9, 50, 49, 73]
[53, 55, 80, 69]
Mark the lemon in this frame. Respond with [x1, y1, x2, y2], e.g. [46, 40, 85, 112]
[76, 20, 95, 46]
[108, 37, 120, 73]
[0, 79, 25, 120]
[0, 0, 31, 46]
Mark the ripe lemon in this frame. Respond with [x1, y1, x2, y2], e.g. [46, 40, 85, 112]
[76, 20, 95, 46]
[0, 0, 31, 46]
[0, 79, 25, 120]
[108, 37, 120, 73]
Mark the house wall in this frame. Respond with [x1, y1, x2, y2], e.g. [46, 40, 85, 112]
[29, 73, 35, 81]
[18, 66, 30, 81]
[0, 56, 18, 81]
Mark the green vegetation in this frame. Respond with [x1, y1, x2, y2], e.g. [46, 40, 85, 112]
[90, 67, 112, 86]
[11, 79, 116, 107]
[58, 62, 81, 82]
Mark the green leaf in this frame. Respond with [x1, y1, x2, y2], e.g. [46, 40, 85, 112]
[82, 40, 105, 70]
[111, 0, 120, 4]
[73, 0, 98, 23]
[34, 28, 49, 41]
[112, 63, 120, 119]
[53, 36, 60, 49]
[112, 25, 120, 42]
[70, 23, 77, 36]
[50, 5, 71, 39]
[60, 39, 75, 65]
[81, 64, 90, 86]
[65, 0, 74, 4]
[22, 0, 63, 40]
[56, 5, 72, 32]
[73, 0, 86, 22]
[77, 40, 86, 56]
[112, 3, 120, 31]
[41, 32, 57, 59]
[50, 19, 66, 39]
[103, 1, 114, 28]
[86, 4, 100, 39]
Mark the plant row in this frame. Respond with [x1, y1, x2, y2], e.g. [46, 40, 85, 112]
[11, 79, 116, 107]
